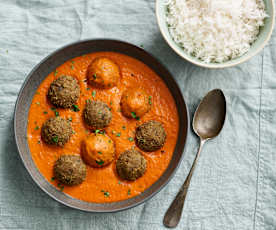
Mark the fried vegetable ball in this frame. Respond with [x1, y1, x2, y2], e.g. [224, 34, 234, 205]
[47, 75, 80, 108]
[120, 88, 151, 119]
[87, 57, 120, 89]
[54, 154, 86, 186]
[41, 117, 73, 147]
[116, 149, 147, 181]
[135, 120, 166, 152]
[83, 100, 112, 129]
[81, 133, 115, 168]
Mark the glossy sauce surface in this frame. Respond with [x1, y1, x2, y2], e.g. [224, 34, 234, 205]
[27, 52, 179, 203]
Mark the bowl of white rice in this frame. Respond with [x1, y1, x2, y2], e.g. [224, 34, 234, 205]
[156, 0, 275, 68]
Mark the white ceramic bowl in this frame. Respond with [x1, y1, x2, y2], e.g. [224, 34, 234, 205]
[156, 0, 275, 68]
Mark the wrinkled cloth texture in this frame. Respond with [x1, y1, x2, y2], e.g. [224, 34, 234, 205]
[0, 0, 275, 229]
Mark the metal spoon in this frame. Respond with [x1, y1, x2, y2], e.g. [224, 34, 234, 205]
[163, 89, 226, 228]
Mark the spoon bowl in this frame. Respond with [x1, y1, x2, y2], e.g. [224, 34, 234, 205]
[193, 89, 226, 140]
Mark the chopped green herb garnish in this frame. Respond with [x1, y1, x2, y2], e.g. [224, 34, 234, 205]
[131, 112, 136, 118]
[51, 177, 55, 181]
[96, 160, 104, 165]
[37, 140, 41, 144]
[54, 70, 58, 76]
[127, 189, 131, 195]
[110, 101, 113, 105]
[85, 130, 89, 134]
[148, 96, 152, 105]
[100, 190, 110, 197]
[122, 126, 126, 130]
[72, 104, 80, 112]
[108, 140, 112, 143]
[104, 191, 110, 197]
[43, 111, 48, 114]
[35, 102, 40, 105]
[95, 129, 100, 134]
[71, 64, 74, 70]
[131, 112, 140, 120]
[140, 44, 144, 48]
[98, 111, 102, 114]
[87, 88, 90, 91]
[93, 74, 97, 79]
[55, 111, 59, 117]
[35, 126, 39, 130]
[72, 130, 76, 134]
[52, 136, 59, 143]
[98, 151, 102, 155]
[57, 183, 64, 191]
[92, 90, 96, 97]
[68, 117, 72, 122]
[118, 181, 121, 185]
[116, 132, 121, 137]
[6, 50, 8, 53]
[109, 107, 111, 111]
[71, 61, 75, 64]
[51, 107, 56, 111]
[86, 99, 91, 104]
[128, 137, 134, 142]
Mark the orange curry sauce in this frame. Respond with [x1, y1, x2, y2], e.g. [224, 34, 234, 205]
[27, 52, 179, 203]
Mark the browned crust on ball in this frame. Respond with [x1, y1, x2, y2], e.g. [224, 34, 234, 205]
[41, 117, 73, 147]
[47, 75, 80, 108]
[135, 120, 166, 152]
[83, 100, 112, 129]
[54, 155, 86, 186]
[116, 149, 147, 181]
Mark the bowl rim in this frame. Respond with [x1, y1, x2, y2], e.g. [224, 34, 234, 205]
[156, 0, 275, 69]
[13, 38, 190, 213]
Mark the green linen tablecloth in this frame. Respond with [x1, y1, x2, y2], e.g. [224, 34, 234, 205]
[0, 0, 276, 229]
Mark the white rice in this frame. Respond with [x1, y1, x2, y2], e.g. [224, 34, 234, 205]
[166, 0, 268, 63]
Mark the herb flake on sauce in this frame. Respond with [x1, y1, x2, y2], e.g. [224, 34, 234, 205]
[101, 190, 110, 197]
[52, 136, 59, 143]
[96, 160, 104, 165]
[148, 96, 152, 105]
[72, 104, 80, 112]
[131, 112, 140, 120]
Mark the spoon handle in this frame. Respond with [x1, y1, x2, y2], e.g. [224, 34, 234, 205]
[163, 139, 205, 228]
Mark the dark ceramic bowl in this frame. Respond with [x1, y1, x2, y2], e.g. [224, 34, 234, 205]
[14, 39, 189, 212]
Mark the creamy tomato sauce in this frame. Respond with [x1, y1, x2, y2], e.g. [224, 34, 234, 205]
[27, 52, 179, 203]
